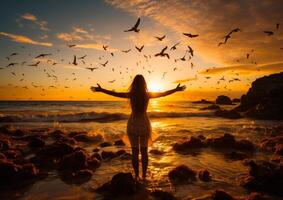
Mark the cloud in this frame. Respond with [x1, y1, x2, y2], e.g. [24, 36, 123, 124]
[173, 77, 198, 83]
[200, 62, 283, 75]
[56, 26, 111, 42]
[0, 32, 52, 46]
[19, 13, 49, 31]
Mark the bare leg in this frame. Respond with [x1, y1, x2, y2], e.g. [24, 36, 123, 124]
[141, 147, 148, 179]
[131, 147, 139, 178]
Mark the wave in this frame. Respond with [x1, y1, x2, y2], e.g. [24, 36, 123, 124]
[0, 111, 214, 123]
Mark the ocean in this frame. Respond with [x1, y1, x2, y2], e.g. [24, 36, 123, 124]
[0, 100, 282, 199]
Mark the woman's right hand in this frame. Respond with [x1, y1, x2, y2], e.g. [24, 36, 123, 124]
[90, 84, 103, 92]
[175, 83, 186, 91]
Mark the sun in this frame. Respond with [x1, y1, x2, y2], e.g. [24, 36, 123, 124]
[148, 81, 163, 92]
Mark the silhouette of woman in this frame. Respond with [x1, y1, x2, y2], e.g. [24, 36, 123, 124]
[91, 74, 186, 179]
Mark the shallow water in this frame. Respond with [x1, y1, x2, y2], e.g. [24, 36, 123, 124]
[0, 100, 282, 199]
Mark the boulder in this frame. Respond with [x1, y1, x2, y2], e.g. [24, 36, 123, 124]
[173, 136, 205, 152]
[211, 189, 235, 200]
[59, 150, 88, 171]
[207, 134, 236, 149]
[99, 141, 112, 147]
[28, 137, 45, 148]
[235, 72, 283, 120]
[96, 172, 140, 196]
[114, 139, 125, 146]
[150, 189, 176, 200]
[200, 104, 220, 110]
[149, 149, 165, 155]
[215, 109, 242, 119]
[216, 95, 232, 105]
[60, 169, 93, 185]
[168, 165, 196, 183]
[198, 169, 211, 182]
[101, 150, 116, 160]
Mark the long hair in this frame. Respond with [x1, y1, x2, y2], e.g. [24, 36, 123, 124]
[128, 74, 149, 115]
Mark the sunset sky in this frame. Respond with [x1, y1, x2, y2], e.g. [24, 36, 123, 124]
[0, 0, 283, 101]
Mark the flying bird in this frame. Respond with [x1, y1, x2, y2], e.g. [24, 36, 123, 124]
[68, 44, 76, 48]
[155, 35, 166, 41]
[187, 45, 194, 57]
[155, 46, 170, 59]
[86, 67, 98, 72]
[170, 43, 180, 50]
[183, 33, 199, 38]
[103, 45, 108, 51]
[108, 79, 116, 83]
[124, 18, 141, 33]
[227, 28, 241, 35]
[78, 55, 87, 59]
[72, 55, 78, 65]
[28, 61, 40, 67]
[35, 53, 52, 58]
[276, 23, 280, 30]
[100, 60, 108, 67]
[122, 49, 131, 53]
[263, 31, 274, 36]
[135, 45, 144, 52]
[6, 63, 18, 67]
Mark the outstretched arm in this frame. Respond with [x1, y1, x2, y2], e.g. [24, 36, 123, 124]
[90, 84, 129, 98]
[148, 84, 186, 98]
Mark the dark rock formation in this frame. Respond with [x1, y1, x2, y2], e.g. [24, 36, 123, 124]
[200, 104, 220, 110]
[150, 189, 176, 200]
[211, 189, 235, 200]
[168, 165, 196, 183]
[114, 139, 125, 146]
[235, 72, 283, 120]
[198, 169, 211, 182]
[215, 109, 242, 119]
[216, 95, 233, 105]
[173, 136, 205, 152]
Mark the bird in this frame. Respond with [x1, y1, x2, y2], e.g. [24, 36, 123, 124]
[110, 52, 114, 57]
[68, 44, 76, 48]
[227, 28, 241, 35]
[263, 31, 274, 36]
[276, 23, 280, 30]
[173, 67, 177, 71]
[162, 72, 167, 79]
[218, 42, 223, 46]
[246, 53, 250, 59]
[155, 46, 170, 59]
[72, 55, 78, 65]
[223, 35, 231, 43]
[21, 61, 26, 66]
[135, 45, 144, 52]
[6, 63, 18, 67]
[11, 72, 16, 76]
[9, 53, 18, 57]
[35, 53, 52, 58]
[183, 33, 199, 38]
[108, 79, 116, 83]
[100, 60, 108, 67]
[78, 55, 87, 59]
[124, 18, 141, 33]
[122, 49, 131, 53]
[86, 67, 98, 71]
[155, 35, 166, 41]
[103, 45, 108, 51]
[28, 61, 40, 67]
[187, 45, 194, 57]
[170, 43, 179, 50]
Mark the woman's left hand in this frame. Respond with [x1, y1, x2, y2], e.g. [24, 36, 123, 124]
[176, 83, 186, 91]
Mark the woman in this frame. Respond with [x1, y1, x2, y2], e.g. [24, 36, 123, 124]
[91, 74, 186, 179]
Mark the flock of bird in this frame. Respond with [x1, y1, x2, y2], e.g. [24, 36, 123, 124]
[1, 17, 282, 98]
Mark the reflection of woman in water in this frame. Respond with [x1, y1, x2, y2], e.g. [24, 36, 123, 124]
[91, 74, 186, 179]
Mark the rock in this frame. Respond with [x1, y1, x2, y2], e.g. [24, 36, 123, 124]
[0, 138, 11, 151]
[96, 172, 140, 196]
[60, 169, 93, 185]
[225, 151, 249, 160]
[241, 160, 283, 196]
[114, 139, 125, 146]
[232, 98, 241, 103]
[168, 165, 196, 183]
[236, 139, 255, 152]
[73, 133, 92, 143]
[216, 95, 232, 105]
[115, 149, 126, 157]
[38, 141, 75, 158]
[68, 131, 88, 138]
[149, 149, 165, 155]
[200, 104, 220, 110]
[211, 189, 235, 200]
[101, 150, 116, 160]
[150, 189, 176, 200]
[93, 148, 100, 152]
[245, 192, 272, 200]
[87, 157, 101, 169]
[91, 152, 102, 161]
[50, 130, 66, 140]
[235, 72, 283, 120]
[173, 136, 205, 152]
[99, 141, 112, 147]
[207, 133, 236, 149]
[28, 137, 45, 148]
[17, 163, 39, 179]
[198, 169, 211, 182]
[0, 159, 18, 184]
[3, 149, 22, 159]
[215, 109, 242, 119]
[192, 99, 214, 104]
[59, 150, 88, 171]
